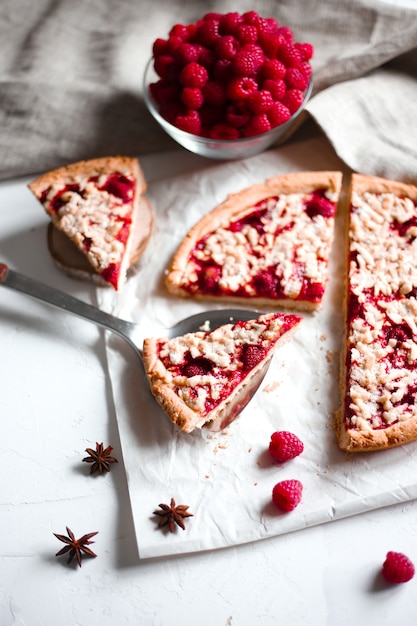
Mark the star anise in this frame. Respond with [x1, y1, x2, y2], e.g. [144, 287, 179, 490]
[54, 526, 98, 567]
[82, 442, 118, 475]
[153, 498, 193, 533]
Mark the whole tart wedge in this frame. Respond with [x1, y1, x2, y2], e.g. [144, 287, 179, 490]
[338, 174, 417, 452]
[143, 311, 302, 433]
[165, 171, 342, 311]
[28, 156, 153, 290]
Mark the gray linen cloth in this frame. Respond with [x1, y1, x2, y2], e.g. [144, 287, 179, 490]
[1, 0, 416, 181]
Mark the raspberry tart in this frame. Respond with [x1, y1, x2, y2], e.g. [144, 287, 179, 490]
[28, 156, 153, 290]
[143, 311, 302, 433]
[165, 171, 342, 311]
[338, 174, 417, 452]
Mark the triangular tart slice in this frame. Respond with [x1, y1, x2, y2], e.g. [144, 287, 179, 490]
[338, 174, 417, 452]
[143, 311, 302, 433]
[28, 156, 149, 290]
[165, 171, 342, 311]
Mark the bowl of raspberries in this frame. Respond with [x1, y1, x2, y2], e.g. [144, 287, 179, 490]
[143, 10, 313, 160]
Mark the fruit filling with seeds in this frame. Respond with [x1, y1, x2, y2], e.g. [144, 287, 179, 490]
[180, 190, 337, 303]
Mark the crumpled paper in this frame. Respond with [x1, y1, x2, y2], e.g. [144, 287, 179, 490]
[98, 139, 417, 559]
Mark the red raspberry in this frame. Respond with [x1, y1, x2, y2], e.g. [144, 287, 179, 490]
[305, 192, 336, 219]
[285, 67, 309, 91]
[179, 62, 208, 88]
[277, 26, 294, 43]
[268, 101, 291, 127]
[269, 431, 304, 463]
[196, 19, 220, 47]
[174, 110, 202, 134]
[227, 76, 258, 100]
[169, 23, 191, 40]
[215, 35, 240, 60]
[236, 24, 258, 45]
[198, 47, 216, 70]
[248, 89, 274, 113]
[252, 268, 278, 296]
[198, 266, 221, 290]
[382, 552, 415, 584]
[203, 81, 226, 106]
[281, 89, 305, 114]
[165, 36, 183, 56]
[181, 87, 204, 109]
[240, 344, 267, 370]
[262, 78, 286, 101]
[295, 42, 314, 61]
[154, 55, 176, 80]
[150, 80, 180, 106]
[209, 122, 240, 140]
[258, 32, 284, 59]
[175, 43, 201, 65]
[232, 45, 264, 76]
[243, 113, 271, 137]
[182, 357, 213, 378]
[225, 101, 251, 128]
[262, 59, 286, 81]
[276, 43, 302, 68]
[200, 104, 223, 127]
[219, 12, 243, 36]
[152, 38, 167, 57]
[272, 479, 303, 512]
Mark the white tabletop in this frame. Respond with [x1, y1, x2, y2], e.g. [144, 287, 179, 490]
[1, 140, 417, 626]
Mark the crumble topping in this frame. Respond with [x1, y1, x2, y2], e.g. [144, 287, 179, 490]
[179, 189, 337, 302]
[346, 190, 417, 432]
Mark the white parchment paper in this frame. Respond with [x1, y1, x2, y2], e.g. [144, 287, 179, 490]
[98, 138, 417, 559]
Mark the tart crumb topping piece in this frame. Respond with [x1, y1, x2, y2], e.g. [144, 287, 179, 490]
[143, 311, 302, 433]
[338, 174, 417, 452]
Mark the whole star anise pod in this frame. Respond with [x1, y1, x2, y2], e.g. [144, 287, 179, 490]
[54, 527, 98, 567]
[82, 442, 118, 475]
[153, 497, 193, 532]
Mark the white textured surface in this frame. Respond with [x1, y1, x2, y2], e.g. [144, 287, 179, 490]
[2, 142, 417, 624]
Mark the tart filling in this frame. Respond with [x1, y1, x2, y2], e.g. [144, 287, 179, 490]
[339, 175, 417, 451]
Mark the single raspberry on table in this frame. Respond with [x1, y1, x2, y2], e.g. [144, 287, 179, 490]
[269, 431, 304, 463]
[272, 479, 303, 512]
[382, 552, 415, 584]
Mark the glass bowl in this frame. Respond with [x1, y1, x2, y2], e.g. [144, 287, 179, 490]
[143, 58, 313, 161]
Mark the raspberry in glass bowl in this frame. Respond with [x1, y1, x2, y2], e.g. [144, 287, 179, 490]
[143, 11, 313, 160]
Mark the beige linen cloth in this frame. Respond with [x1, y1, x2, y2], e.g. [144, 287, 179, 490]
[1, 0, 416, 182]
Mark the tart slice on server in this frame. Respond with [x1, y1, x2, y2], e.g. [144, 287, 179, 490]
[165, 171, 342, 311]
[143, 311, 302, 433]
[28, 156, 153, 290]
[338, 174, 417, 452]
